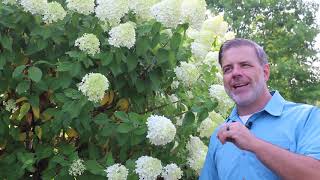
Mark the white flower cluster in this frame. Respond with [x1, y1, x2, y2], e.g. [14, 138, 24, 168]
[42, 1, 66, 24]
[105, 163, 128, 180]
[95, 0, 129, 25]
[197, 117, 217, 138]
[174, 62, 200, 87]
[135, 156, 162, 180]
[146, 115, 176, 146]
[171, 80, 180, 89]
[108, 22, 136, 48]
[78, 73, 110, 103]
[3, 99, 18, 113]
[180, 0, 207, 30]
[68, 159, 86, 176]
[208, 110, 224, 123]
[150, 0, 182, 28]
[129, 0, 159, 21]
[162, 163, 183, 180]
[151, 0, 206, 29]
[75, 33, 100, 56]
[186, 136, 208, 174]
[208, 84, 234, 117]
[190, 42, 211, 60]
[66, 0, 95, 15]
[189, 14, 235, 61]
[203, 51, 220, 69]
[208, 84, 228, 103]
[202, 14, 228, 37]
[20, 0, 47, 15]
[2, 0, 17, 5]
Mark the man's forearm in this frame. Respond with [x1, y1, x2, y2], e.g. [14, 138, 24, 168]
[251, 138, 320, 180]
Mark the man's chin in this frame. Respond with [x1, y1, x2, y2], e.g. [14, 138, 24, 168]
[231, 95, 253, 106]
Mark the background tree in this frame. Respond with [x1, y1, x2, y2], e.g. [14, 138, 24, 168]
[207, 0, 320, 104]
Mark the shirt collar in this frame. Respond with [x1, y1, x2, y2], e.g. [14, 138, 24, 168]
[263, 91, 285, 116]
[227, 91, 285, 121]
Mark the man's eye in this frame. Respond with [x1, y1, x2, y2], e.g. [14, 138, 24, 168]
[242, 64, 251, 68]
[223, 67, 231, 73]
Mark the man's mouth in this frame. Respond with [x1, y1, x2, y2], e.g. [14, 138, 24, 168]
[232, 83, 249, 90]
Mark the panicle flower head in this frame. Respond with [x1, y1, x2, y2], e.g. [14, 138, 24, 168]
[208, 84, 233, 116]
[95, 0, 129, 25]
[66, 0, 95, 15]
[197, 117, 217, 138]
[135, 156, 162, 180]
[75, 33, 100, 56]
[208, 110, 224, 123]
[68, 159, 86, 176]
[201, 14, 228, 36]
[42, 1, 66, 24]
[171, 80, 180, 89]
[108, 22, 136, 48]
[208, 84, 228, 102]
[20, 0, 48, 15]
[190, 42, 210, 60]
[129, 0, 159, 20]
[146, 115, 176, 146]
[3, 99, 18, 113]
[203, 51, 220, 68]
[105, 163, 128, 180]
[223, 31, 236, 41]
[174, 62, 200, 87]
[151, 0, 182, 28]
[186, 28, 199, 40]
[186, 136, 208, 174]
[78, 73, 110, 103]
[161, 163, 183, 180]
[180, 0, 207, 30]
[2, 0, 17, 5]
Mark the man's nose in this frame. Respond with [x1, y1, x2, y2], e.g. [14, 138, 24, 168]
[231, 66, 243, 78]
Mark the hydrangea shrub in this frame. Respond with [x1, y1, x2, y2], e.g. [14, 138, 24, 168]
[0, 1, 235, 179]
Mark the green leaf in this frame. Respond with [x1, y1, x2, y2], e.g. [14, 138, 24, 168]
[127, 54, 138, 72]
[28, 66, 42, 82]
[170, 32, 182, 51]
[99, 52, 113, 66]
[136, 37, 150, 56]
[29, 95, 39, 107]
[17, 103, 30, 120]
[106, 153, 114, 166]
[84, 160, 105, 176]
[117, 123, 132, 133]
[156, 49, 169, 65]
[114, 111, 128, 121]
[183, 111, 195, 125]
[16, 80, 30, 94]
[12, 65, 26, 79]
[109, 61, 123, 76]
[149, 70, 160, 90]
[56, 61, 74, 72]
[0, 35, 13, 51]
[64, 88, 82, 100]
[93, 113, 110, 125]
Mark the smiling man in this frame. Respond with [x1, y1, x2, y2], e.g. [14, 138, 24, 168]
[199, 38, 320, 180]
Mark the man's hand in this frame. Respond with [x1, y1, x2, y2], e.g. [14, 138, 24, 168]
[217, 121, 257, 151]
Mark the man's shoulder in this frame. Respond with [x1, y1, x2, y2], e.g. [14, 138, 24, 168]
[282, 100, 319, 115]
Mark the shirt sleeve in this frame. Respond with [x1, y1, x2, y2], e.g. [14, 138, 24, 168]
[199, 131, 219, 180]
[296, 107, 320, 160]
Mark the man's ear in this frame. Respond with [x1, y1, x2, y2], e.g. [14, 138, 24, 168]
[263, 64, 270, 81]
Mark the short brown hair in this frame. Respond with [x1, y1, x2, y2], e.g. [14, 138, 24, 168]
[218, 38, 268, 66]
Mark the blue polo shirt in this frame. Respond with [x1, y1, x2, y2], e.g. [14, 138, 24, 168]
[199, 91, 320, 180]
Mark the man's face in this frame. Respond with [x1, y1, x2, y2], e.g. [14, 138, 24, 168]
[221, 46, 270, 107]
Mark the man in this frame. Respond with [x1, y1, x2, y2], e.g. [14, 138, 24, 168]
[200, 38, 320, 180]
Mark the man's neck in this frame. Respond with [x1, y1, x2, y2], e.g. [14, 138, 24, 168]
[237, 90, 272, 116]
